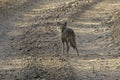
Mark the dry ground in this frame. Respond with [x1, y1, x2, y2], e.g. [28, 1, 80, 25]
[0, 0, 120, 80]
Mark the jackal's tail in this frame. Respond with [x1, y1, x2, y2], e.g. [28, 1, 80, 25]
[69, 33, 79, 56]
[69, 32, 76, 49]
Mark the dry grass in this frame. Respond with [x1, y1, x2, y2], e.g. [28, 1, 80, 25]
[0, 56, 76, 80]
[111, 10, 120, 46]
[0, 0, 78, 80]
[0, 0, 120, 80]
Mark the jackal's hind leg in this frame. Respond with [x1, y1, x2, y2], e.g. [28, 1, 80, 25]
[66, 41, 70, 56]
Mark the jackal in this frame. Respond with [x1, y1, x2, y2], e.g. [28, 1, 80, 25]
[57, 21, 79, 56]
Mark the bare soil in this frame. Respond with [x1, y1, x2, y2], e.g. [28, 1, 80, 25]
[0, 0, 120, 80]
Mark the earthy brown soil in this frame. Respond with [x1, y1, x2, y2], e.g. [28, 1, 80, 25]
[0, 0, 120, 80]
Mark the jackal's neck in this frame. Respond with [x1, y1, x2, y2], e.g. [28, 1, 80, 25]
[61, 26, 66, 32]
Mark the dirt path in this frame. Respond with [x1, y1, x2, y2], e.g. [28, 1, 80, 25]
[0, 0, 120, 80]
[0, 0, 75, 80]
[0, 0, 71, 57]
[68, 0, 120, 80]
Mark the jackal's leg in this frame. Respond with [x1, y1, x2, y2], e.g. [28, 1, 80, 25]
[62, 41, 65, 55]
[66, 41, 70, 56]
[75, 47, 79, 56]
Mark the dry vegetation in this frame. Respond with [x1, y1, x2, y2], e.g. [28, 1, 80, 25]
[0, 56, 76, 80]
[0, 0, 120, 80]
[102, 9, 120, 48]
[0, 0, 79, 80]
[0, 0, 40, 21]
[111, 10, 120, 47]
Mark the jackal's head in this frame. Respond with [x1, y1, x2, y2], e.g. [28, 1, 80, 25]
[57, 21, 67, 32]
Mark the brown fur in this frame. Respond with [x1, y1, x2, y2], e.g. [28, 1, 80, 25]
[57, 21, 79, 56]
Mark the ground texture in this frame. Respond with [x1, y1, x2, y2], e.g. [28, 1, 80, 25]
[0, 0, 120, 80]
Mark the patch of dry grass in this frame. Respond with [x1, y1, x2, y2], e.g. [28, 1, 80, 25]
[0, 56, 76, 80]
[111, 10, 120, 46]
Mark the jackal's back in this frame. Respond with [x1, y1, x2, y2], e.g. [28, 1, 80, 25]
[61, 28, 77, 50]
[61, 28, 76, 42]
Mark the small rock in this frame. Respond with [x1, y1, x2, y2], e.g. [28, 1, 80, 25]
[108, 44, 113, 47]
[97, 36, 102, 39]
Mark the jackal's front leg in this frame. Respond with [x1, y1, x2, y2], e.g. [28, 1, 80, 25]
[62, 41, 65, 55]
